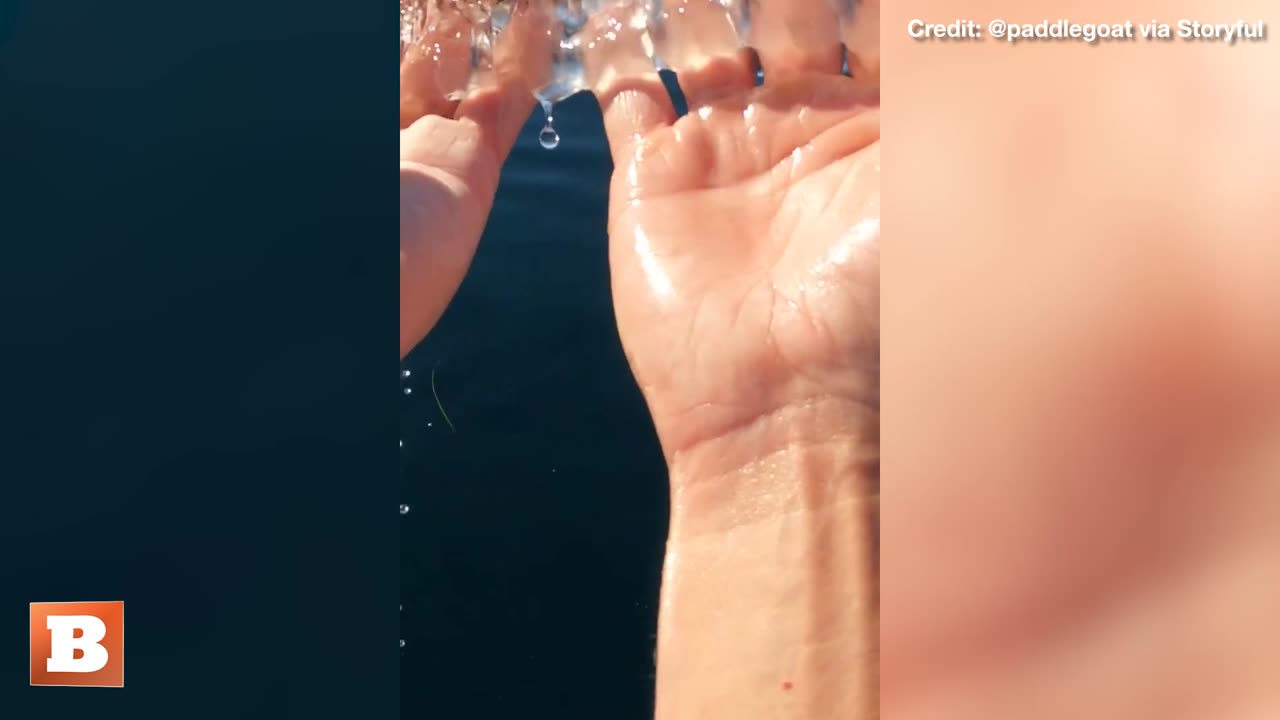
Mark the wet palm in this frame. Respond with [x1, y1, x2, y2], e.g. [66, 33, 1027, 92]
[603, 74, 880, 463]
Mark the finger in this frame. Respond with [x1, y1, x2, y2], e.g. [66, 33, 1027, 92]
[748, 0, 845, 77]
[842, 0, 880, 88]
[399, 4, 472, 129]
[648, 0, 756, 108]
[454, 1, 545, 163]
[509, 0, 559, 95]
[400, 44, 458, 128]
[579, 4, 678, 165]
[599, 80, 678, 167]
[753, 74, 879, 174]
[453, 86, 533, 167]
[672, 49, 759, 111]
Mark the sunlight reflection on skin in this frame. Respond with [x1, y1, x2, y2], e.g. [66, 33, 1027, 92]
[635, 227, 677, 301]
[825, 217, 878, 274]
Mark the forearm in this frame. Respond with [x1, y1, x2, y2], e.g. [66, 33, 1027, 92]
[655, 400, 878, 720]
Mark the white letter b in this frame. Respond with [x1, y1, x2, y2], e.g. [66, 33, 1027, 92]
[46, 615, 109, 673]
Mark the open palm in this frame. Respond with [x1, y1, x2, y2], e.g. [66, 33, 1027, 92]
[600, 69, 880, 466]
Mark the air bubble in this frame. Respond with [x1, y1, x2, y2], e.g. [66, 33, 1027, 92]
[401, 369, 411, 379]
[400, 639, 406, 648]
[404, 387, 413, 395]
[400, 504, 411, 515]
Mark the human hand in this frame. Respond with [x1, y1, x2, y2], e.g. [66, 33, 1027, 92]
[399, 3, 542, 357]
[582, 2, 880, 716]
[586, 0, 880, 480]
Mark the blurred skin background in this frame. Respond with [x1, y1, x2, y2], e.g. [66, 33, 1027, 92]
[883, 0, 1280, 718]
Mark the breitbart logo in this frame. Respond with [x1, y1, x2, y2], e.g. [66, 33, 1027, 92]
[30, 601, 124, 687]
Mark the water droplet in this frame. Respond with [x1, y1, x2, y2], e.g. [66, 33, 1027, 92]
[539, 126, 560, 150]
[538, 101, 560, 150]
[400, 504, 410, 515]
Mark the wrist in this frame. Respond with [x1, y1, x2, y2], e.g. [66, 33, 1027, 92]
[667, 394, 878, 539]
[657, 397, 878, 719]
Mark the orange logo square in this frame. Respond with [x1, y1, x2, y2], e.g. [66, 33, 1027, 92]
[30, 601, 124, 687]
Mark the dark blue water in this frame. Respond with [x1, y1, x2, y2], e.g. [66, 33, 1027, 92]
[400, 86, 683, 719]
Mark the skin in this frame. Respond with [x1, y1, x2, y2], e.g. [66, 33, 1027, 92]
[401, 1, 878, 717]
[591, 47, 878, 720]
[880, 0, 1280, 715]
[403, 2, 1280, 719]
[399, 2, 544, 357]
